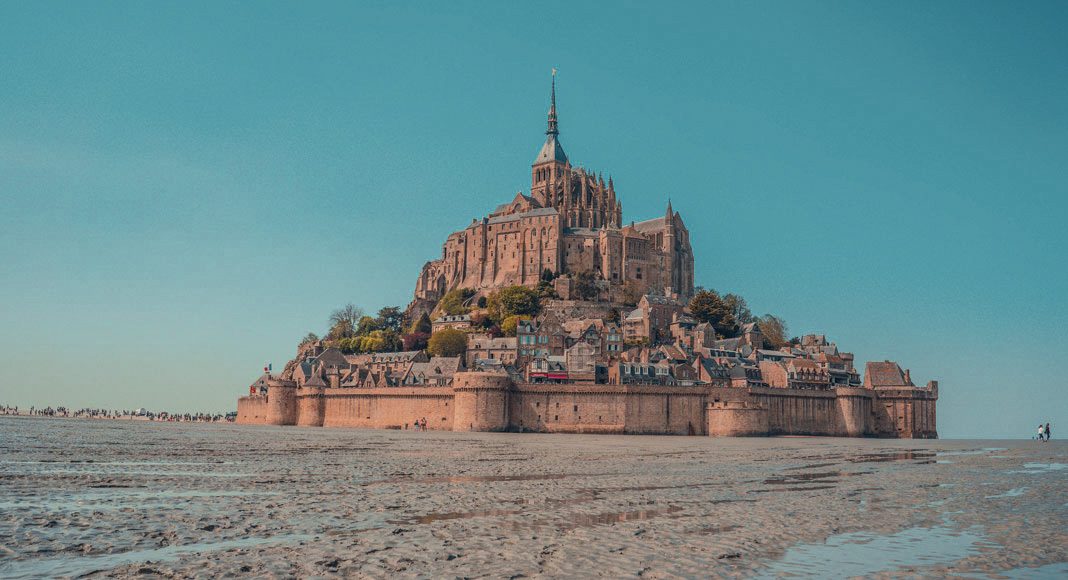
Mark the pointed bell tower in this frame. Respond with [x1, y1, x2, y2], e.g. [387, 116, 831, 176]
[532, 70, 568, 207]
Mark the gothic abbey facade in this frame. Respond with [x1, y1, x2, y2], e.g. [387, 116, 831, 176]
[410, 77, 695, 314]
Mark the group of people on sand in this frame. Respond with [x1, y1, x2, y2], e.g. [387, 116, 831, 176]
[1037, 422, 1052, 442]
[409, 417, 428, 431]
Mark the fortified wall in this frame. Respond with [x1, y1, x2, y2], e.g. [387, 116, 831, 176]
[237, 372, 937, 438]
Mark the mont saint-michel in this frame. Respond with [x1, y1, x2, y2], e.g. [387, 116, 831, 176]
[237, 78, 938, 437]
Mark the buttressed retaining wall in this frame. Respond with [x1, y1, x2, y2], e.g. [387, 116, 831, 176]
[236, 372, 937, 438]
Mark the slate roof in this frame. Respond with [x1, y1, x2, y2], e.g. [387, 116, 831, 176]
[534, 134, 567, 165]
[865, 361, 913, 388]
[316, 347, 348, 369]
[631, 217, 667, 233]
[486, 206, 559, 225]
[304, 373, 328, 388]
[641, 293, 680, 306]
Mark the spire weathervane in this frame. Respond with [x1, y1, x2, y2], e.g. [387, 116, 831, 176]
[547, 69, 559, 136]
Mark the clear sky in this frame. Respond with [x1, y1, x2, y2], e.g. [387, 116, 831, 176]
[1, 1, 1065, 438]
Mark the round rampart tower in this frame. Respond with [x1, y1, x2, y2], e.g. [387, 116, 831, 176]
[706, 399, 768, 436]
[296, 385, 325, 427]
[265, 378, 297, 426]
[452, 372, 511, 432]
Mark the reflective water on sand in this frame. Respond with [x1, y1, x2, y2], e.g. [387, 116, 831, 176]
[759, 524, 992, 579]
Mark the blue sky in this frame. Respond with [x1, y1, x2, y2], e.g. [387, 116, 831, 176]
[1, 1, 1065, 438]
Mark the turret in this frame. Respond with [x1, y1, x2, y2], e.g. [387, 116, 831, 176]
[452, 371, 511, 431]
[265, 377, 297, 426]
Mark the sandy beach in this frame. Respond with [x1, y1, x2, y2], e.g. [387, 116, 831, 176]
[0, 415, 1064, 579]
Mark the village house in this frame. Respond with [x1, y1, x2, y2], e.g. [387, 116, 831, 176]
[466, 335, 518, 367]
[432, 314, 472, 333]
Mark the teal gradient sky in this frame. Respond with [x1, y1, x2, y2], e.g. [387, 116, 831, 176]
[1, 2, 1065, 438]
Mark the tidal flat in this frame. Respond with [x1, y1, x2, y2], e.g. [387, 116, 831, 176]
[0, 416, 1065, 579]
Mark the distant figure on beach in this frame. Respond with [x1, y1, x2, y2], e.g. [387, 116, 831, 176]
[1045, 423, 1051, 441]
[422, 417, 428, 431]
[1037, 424, 1045, 442]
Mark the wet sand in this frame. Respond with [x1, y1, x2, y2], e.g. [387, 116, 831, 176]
[1, 416, 1065, 579]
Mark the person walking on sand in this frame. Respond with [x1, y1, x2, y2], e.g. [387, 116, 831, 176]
[1045, 423, 1051, 442]
[1038, 424, 1045, 442]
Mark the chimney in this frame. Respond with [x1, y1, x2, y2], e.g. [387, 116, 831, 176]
[904, 369, 912, 385]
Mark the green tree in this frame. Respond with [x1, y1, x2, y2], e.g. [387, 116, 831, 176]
[438, 288, 475, 316]
[622, 280, 644, 306]
[689, 289, 737, 337]
[541, 268, 556, 282]
[485, 286, 541, 324]
[605, 308, 620, 324]
[338, 337, 354, 353]
[376, 306, 404, 333]
[573, 270, 599, 301]
[500, 314, 531, 337]
[326, 319, 354, 341]
[356, 315, 380, 336]
[757, 314, 790, 349]
[427, 329, 468, 357]
[534, 279, 558, 300]
[410, 312, 432, 334]
[300, 332, 319, 344]
[723, 293, 755, 324]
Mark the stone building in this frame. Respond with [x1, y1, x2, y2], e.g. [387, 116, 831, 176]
[466, 335, 518, 367]
[410, 76, 694, 317]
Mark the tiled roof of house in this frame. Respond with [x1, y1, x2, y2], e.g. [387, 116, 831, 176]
[865, 361, 912, 387]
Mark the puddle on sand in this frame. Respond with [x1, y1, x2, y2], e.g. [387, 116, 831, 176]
[985, 487, 1027, 499]
[757, 524, 993, 579]
[1008, 463, 1067, 474]
[764, 471, 869, 485]
[388, 504, 684, 532]
[750, 485, 837, 493]
[844, 451, 936, 464]
[690, 524, 741, 535]
[361, 472, 607, 486]
[0, 489, 282, 511]
[390, 508, 524, 525]
[0, 534, 312, 580]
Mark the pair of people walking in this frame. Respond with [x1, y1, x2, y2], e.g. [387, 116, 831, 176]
[1037, 422, 1051, 442]
[412, 416, 428, 431]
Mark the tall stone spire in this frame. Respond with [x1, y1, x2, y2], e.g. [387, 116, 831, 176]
[546, 69, 559, 136]
[533, 69, 567, 166]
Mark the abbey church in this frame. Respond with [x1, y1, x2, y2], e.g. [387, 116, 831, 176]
[410, 76, 695, 314]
